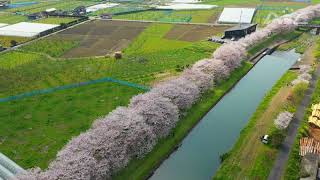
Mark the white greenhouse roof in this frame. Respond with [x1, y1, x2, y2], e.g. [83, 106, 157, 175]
[46, 8, 57, 12]
[0, 22, 59, 37]
[86, 3, 119, 13]
[156, 3, 217, 10]
[218, 8, 256, 24]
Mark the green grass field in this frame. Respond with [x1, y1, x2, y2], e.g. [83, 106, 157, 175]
[0, 82, 144, 169]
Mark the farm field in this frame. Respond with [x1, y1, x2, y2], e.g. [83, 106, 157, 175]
[112, 9, 223, 23]
[21, 20, 224, 58]
[164, 24, 229, 42]
[0, 36, 30, 48]
[1, 22, 220, 97]
[0, 19, 222, 169]
[59, 20, 150, 58]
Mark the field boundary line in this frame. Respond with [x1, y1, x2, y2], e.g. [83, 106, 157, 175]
[0, 77, 149, 103]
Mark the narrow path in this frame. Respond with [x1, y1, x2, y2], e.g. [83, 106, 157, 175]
[268, 65, 320, 180]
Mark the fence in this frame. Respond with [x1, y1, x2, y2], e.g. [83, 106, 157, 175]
[0, 77, 150, 103]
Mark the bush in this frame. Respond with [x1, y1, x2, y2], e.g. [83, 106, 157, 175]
[220, 152, 230, 162]
[270, 128, 286, 148]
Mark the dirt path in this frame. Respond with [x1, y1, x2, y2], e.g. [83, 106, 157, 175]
[268, 64, 320, 180]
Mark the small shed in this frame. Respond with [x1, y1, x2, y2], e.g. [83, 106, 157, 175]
[223, 24, 257, 39]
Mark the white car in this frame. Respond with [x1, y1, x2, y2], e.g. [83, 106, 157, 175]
[261, 135, 269, 144]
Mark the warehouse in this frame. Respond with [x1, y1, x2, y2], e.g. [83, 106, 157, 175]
[223, 24, 257, 39]
[0, 22, 59, 37]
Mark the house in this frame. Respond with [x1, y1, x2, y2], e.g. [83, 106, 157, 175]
[223, 24, 257, 39]
[73, 6, 86, 16]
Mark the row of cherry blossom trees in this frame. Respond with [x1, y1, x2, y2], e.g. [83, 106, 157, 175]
[17, 4, 320, 180]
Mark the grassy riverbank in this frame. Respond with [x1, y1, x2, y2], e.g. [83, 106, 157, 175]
[213, 71, 309, 179]
[113, 62, 252, 180]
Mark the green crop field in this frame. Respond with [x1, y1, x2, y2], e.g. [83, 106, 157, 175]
[21, 38, 80, 57]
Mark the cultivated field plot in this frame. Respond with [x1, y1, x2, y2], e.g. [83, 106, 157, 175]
[56, 20, 150, 58]
[164, 24, 229, 42]
[113, 9, 223, 23]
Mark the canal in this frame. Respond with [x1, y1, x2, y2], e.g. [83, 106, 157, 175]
[150, 50, 300, 180]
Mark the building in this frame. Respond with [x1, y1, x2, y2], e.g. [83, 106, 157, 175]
[223, 24, 257, 39]
[0, 22, 59, 37]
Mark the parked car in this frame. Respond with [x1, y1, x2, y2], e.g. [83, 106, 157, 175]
[261, 135, 269, 144]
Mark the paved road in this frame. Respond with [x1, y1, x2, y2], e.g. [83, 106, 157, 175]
[268, 65, 320, 180]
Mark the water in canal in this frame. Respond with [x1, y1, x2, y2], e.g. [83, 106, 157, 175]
[150, 50, 300, 180]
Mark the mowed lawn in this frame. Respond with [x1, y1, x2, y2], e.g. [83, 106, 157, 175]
[0, 82, 144, 169]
